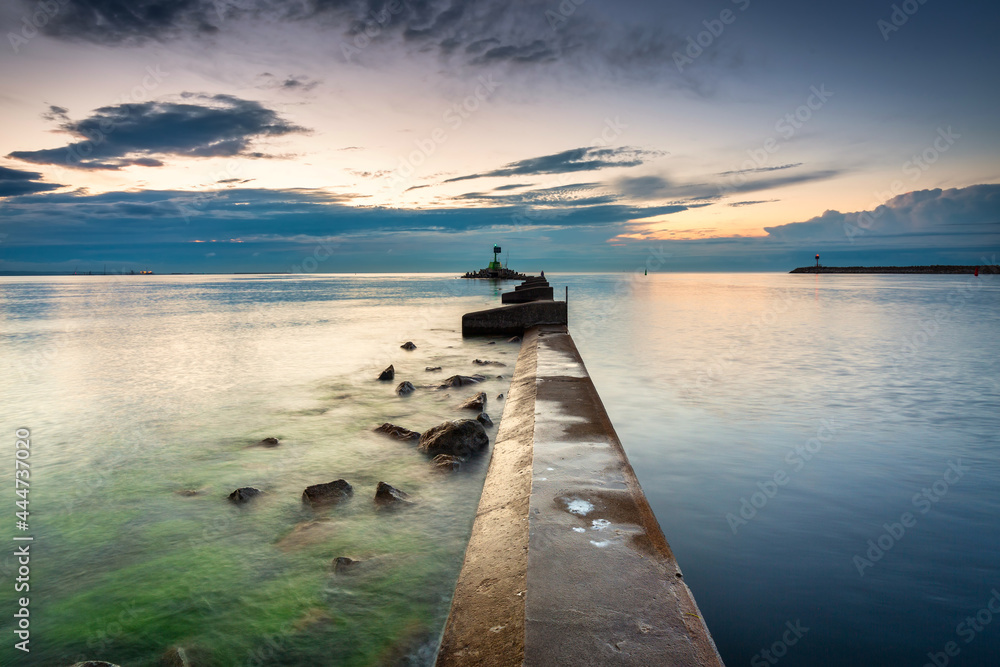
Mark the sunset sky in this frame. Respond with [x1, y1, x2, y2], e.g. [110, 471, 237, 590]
[1, 0, 998, 273]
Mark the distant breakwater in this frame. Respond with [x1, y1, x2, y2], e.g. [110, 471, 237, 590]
[790, 265, 998, 274]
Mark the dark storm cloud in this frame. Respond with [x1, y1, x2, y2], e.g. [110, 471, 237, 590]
[764, 185, 1000, 245]
[444, 147, 664, 183]
[0, 165, 63, 197]
[7, 94, 307, 170]
[26, 0, 689, 76]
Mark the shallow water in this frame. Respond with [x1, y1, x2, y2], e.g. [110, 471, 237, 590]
[3, 272, 998, 666]
[561, 272, 1000, 667]
[0, 274, 516, 666]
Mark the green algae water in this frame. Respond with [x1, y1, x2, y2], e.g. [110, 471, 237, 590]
[0, 274, 515, 666]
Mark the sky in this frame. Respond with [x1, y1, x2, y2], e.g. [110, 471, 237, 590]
[0, 0, 998, 273]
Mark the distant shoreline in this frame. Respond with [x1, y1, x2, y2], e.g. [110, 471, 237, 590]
[789, 265, 998, 274]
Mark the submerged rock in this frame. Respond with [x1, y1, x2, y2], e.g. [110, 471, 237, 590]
[377, 365, 395, 381]
[418, 420, 489, 458]
[400, 341, 417, 350]
[473, 359, 507, 367]
[373, 423, 421, 442]
[460, 392, 487, 412]
[395, 381, 415, 396]
[477, 412, 494, 427]
[255, 437, 280, 447]
[507, 336, 521, 343]
[432, 454, 464, 471]
[161, 646, 191, 667]
[375, 481, 412, 507]
[302, 479, 353, 507]
[332, 556, 360, 573]
[425, 366, 442, 372]
[438, 374, 486, 388]
[228, 487, 262, 504]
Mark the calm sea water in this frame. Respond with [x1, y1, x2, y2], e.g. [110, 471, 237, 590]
[562, 272, 1000, 667]
[0, 274, 515, 666]
[2, 272, 998, 666]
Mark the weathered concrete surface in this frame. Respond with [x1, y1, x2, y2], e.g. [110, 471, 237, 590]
[501, 286, 554, 304]
[462, 301, 567, 337]
[437, 326, 723, 666]
[435, 329, 538, 667]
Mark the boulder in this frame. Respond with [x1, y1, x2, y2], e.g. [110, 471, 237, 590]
[302, 480, 353, 507]
[377, 365, 395, 381]
[497, 394, 504, 400]
[477, 412, 494, 427]
[459, 392, 487, 411]
[255, 437, 279, 447]
[418, 420, 489, 458]
[473, 359, 507, 367]
[424, 366, 442, 372]
[228, 487, 262, 504]
[375, 481, 412, 507]
[373, 423, 420, 442]
[400, 341, 417, 350]
[432, 454, 463, 471]
[438, 374, 486, 388]
[395, 381, 415, 396]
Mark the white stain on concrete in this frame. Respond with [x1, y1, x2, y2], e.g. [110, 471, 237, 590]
[591, 519, 611, 531]
[589, 540, 610, 548]
[566, 499, 594, 516]
[573, 527, 586, 533]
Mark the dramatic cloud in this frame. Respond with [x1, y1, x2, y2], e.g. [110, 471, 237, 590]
[8, 94, 307, 170]
[444, 147, 664, 183]
[764, 184, 1000, 246]
[614, 168, 842, 203]
[25, 0, 692, 78]
[0, 165, 63, 197]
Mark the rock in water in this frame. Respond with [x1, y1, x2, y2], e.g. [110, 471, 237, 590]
[377, 365, 395, 381]
[395, 381, 415, 396]
[375, 481, 412, 506]
[333, 556, 359, 573]
[418, 420, 489, 458]
[460, 392, 487, 411]
[228, 487, 262, 504]
[400, 341, 417, 350]
[162, 646, 192, 667]
[507, 336, 521, 343]
[302, 480, 353, 507]
[432, 454, 464, 471]
[497, 394, 504, 400]
[473, 359, 507, 367]
[256, 437, 279, 447]
[373, 423, 421, 442]
[438, 374, 486, 388]
[425, 366, 442, 372]
[477, 412, 494, 427]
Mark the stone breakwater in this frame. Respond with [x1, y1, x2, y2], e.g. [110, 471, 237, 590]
[437, 282, 723, 665]
[790, 265, 999, 274]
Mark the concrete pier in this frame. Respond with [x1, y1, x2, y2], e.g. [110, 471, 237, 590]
[436, 324, 723, 665]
